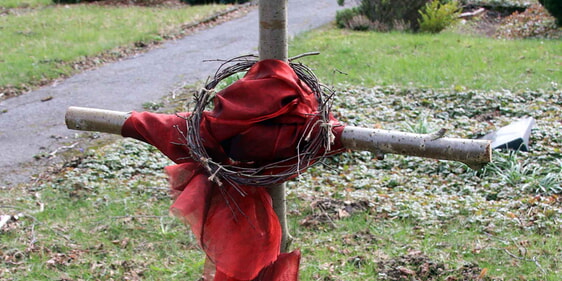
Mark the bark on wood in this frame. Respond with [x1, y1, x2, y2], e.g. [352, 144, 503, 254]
[267, 183, 292, 252]
[459, 8, 486, 19]
[64, 108, 492, 169]
[65, 106, 130, 135]
[259, 0, 291, 253]
[259, 0, 288, 61]
[341, 126, 491, 170]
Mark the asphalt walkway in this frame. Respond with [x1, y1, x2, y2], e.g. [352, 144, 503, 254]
[0, 0, 347, 186]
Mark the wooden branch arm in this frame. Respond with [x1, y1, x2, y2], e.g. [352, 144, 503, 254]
[341, 126, 491, 170]
[65, 106, 130, 135]
[65, 107, 492, 170]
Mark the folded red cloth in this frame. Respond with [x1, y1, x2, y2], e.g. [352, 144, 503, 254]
[121, 59, 344, 280]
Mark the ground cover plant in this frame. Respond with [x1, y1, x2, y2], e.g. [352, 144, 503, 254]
[0, 0, 235, 100]
[2, 80, 560, 280]
[1, 0, 562, 280]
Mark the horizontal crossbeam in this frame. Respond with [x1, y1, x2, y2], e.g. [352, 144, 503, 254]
[65, 106, 492, 170]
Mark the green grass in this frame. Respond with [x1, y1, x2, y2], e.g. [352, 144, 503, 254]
[0, 3, 228, 88]
[291, 211, 561, 280]
[1, 141, 206, 280]
[289, 29, 562, 90]
[0, 0, 53, 9]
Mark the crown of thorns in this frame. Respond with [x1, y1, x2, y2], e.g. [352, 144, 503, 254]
[182, 54, 337, 188]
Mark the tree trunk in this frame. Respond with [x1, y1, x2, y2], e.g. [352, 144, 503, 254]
[259, 0, 292, 253]
[266, 182, 292, 252]
[259, 0, 288, 62]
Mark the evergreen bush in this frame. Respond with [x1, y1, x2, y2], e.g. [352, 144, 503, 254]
[336, 7, 372, 30]
[338, 0, 431, 31]
[418, 0, 461, 33]
[360, 0, 431, 31]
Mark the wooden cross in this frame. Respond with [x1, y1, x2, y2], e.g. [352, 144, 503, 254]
[64, 0, 491, 278]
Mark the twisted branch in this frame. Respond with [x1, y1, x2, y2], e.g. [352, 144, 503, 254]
[184, 55, 340, 189]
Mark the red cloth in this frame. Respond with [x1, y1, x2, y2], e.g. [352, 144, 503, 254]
[121, 59, 344, 280]
[213, 250, 302, 281]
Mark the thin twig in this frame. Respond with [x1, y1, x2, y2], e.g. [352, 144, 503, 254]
[170, 81, 190, 100]
[0, 205, 25, 210]
[289, 52, 320, 61]
[48, 142, 79, 158]
[317, 205, 338, 229]
[109, 215, 166, 220]
[503, 248, 547, 275]
[29, 222, 37, 246]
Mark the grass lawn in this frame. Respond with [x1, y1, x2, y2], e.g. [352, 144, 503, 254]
[289, 28, 561, 91]
[1, 0, 52, 8]
[1, 2, 562, 280]
[0, 1, 230, 98]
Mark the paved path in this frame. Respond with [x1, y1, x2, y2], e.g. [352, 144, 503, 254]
[0, 0, 347, 186]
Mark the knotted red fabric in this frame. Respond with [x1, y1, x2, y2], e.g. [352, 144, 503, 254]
[121, 59, 345, 280]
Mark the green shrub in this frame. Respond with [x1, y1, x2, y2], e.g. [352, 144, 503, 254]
[336, 7, 373, 30]
[418, 0, 461, 33]
[360, 0, 431, 31]
[538, 0, 562, 26]
[338, 0, 431, 31]
[336, 7, 358, 28]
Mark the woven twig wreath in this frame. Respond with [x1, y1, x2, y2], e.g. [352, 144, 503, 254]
[183, 54, 338, 188]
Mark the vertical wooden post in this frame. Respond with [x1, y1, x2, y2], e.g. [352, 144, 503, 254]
[259, 0, 288, 61]
[267, 182, 291, 252]
[259, 0, 291, 253]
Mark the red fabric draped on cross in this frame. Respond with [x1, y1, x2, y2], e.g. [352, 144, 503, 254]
[121, 59, 345, 280]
